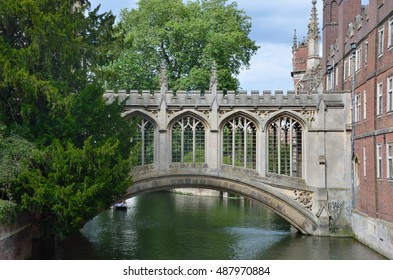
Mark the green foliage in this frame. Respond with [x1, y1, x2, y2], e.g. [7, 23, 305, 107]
[0, 1, 137, 237]
[0, 0, 116, 138]
[0, 199, 17, 225]
[12, 137, 133, 235]
[103, 0, 259, 91]
[0, 127, 36, 200]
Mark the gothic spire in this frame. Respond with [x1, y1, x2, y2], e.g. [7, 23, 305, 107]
[292, 29, 298, 52]
[308, 0, 320, 41]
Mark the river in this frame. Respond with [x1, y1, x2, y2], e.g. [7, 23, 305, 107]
[57, 191, 386, 260]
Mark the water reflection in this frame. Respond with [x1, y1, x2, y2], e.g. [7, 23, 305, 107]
[58, 191, 386, 260]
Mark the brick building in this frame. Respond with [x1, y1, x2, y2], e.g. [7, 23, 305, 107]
[293, 0, 393, 258]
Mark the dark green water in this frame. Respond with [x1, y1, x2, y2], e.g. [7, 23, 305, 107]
[58, 191, 386, 260]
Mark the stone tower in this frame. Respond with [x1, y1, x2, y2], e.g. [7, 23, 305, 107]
[291, 0, 322, 94]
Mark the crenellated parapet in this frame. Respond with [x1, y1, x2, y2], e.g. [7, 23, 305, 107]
[104, 89, 330, 110]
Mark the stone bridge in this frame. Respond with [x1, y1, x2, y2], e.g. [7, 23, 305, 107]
[105, 66, 353, 236]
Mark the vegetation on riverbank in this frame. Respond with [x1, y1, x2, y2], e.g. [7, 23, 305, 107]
[0, 199, 16, 225]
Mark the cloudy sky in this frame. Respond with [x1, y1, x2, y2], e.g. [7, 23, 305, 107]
[89, 0, 323, 91]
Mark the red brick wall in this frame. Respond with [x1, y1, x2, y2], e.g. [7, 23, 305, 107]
[323, 0, 393, 222]
[292, 45, 308, 72]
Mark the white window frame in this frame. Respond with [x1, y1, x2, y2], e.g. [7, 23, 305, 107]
[377, 144, 383, 179]
[363, 90, 367, 120]
[363, 146, 367, 177]
[389, 18, 393, 48]
[327, 69, 334, 91]
[378, 26, 384, 56]
[355, 47, 362, 72]
[364, 41, 368, 66]
[343, 59, 348, 80]
[377, 82, 383, 116]
[387, 76, 393, 112]
[388, 143, 393, 179]
[355, 94, 361, 122]
[349, 55, 354, 77]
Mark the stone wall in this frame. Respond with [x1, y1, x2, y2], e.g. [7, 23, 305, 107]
[171, 188, 223, 197]
[0, 214, 32, 260]
[352, 210, 393, 259]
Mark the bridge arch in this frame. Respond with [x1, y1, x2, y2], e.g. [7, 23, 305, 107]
[126, 175, 319, 235]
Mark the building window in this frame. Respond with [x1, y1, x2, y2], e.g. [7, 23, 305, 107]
[377, 82, 383, 116]
[268, 116, 303, 178]
[363, 146, 367, 177]
[335, 67, 339, 87]
[388, 143, 393, 179]
[355, 94, 361, 122]
[135, 118, 154, 166]
[364, 41, 368, 66]
[222, 116, 256, 169]
[387, 76, 393, 112]
[326, 69, 334, 91]
[363, 90, 367, 120]
[378, 27, 384, 56]
[349, 55, 354, 77]
[377, 144, 382, 178]
[355, 47, 362, 71]
[172, 116, 205, 163]
[389, 19, 393, 48]
[343, 59, 348, 80]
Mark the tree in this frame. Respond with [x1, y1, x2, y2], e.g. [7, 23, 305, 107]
[0, 125, 35, 201]
[0, 0, 137, 237]
[0, 0, 116, 141]
[103, 0, 259, 92]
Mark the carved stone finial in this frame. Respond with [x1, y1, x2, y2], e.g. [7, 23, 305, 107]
[160, 61, 168, 91]
[308, 0, 320, 41]
[209, 62, 217, 92]
[292, 29, 298, 52]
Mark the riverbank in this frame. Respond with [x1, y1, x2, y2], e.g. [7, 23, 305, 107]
[352, 211, 393, 259]
[0, 209, 32, 260]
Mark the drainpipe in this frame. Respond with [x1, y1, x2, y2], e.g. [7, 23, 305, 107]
[350, 42, 357, 209]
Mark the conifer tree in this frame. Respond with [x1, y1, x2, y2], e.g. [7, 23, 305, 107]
[0, 0, 136, 236]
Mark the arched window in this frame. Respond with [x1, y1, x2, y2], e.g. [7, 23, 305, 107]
[222, 116, 257, 169]
[172, 116, 205, 163]
[268, 116, 302, 177]
[135, 118, 154, 165]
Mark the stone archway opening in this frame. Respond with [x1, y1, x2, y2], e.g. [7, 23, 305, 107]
[125, 175, 319, 235]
